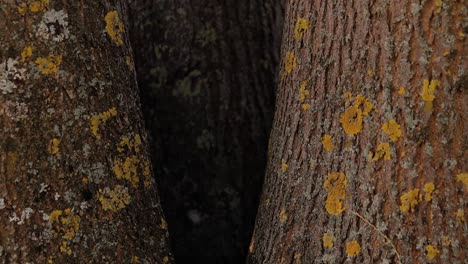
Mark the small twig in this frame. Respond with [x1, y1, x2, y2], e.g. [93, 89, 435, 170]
[348, 209, 401, 263]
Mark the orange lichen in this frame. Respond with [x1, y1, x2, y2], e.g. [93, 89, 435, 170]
[299, 81, 309, 100]
[132, 256, 139, 264]
[89, 107, 118, 139]
[398, 87, 406, 95]
[373, 143, 391, 161]
[340, 105, 363, 135]
[454, 209, 464, 225]
[113, 155, 140, 188]
[21, 46, 33, 62]
[18, 0, 49, 14]
[435, 0, 442, 13]
[455, 173, 468, 190]
[160, 217, 168, 230]
[47, 138, 60, 155]
[49, 208, 80, 255]
[105, 11, 125, 46]
[425, 245, 440, 260]
[249, 239, 255, 253]
[301, 103, 310, 111]
[322, 134, 335, 152]
[322, 232, 334, 248]
[98, 185, 131, 212]
[279, 208, 288, 224]
[340, 94, 373, 135]
[423, 182, 435, 202]
[323, 172, 347, 215]
[345, 240, 361, 257]
[399, 188, 421, 213]
[281, 160, 288, 172]
[285, 51, 297, 74]
[35, 55, 62, 75]
[117, 134, 142, 153]
[294, 18, 310, 40]
[421, 79, 441, 111]
[382, 119, 402, 142]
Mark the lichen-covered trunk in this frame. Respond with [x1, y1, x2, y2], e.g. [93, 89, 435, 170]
[128, 0, 283, 263]
[249, 0, 466, 263]
[0, 1, 171, 263]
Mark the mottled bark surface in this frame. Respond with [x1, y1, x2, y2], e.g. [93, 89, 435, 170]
[249, 0, 466, 263]
[0, 1, 171, 263]
[128, 0, 283, 263]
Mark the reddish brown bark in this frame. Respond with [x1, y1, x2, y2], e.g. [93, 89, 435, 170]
[249, 0, 467, 263]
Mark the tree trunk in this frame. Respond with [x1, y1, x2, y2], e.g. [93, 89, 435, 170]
[249, 0, 466, 263]
[0, 1, 171, 263]
[127, 0, 283, 262]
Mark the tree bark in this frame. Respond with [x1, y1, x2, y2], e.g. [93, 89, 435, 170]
[249, 0, 466, 263]
[128, 0, 284, 263]
[0, 1, 171, 263]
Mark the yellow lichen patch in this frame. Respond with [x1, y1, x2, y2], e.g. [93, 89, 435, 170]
[117, 134, 142, 153]
[163, 256, 169, 264]
[49, 208, 80, 255]
[435, 0, 442, 13]
[421, 79, 441, 111]
[322, 134, 335, 152]
[455, 173, 468, 190]
[442, 236, 451, 246]
[160, 217, 168, 230]
[362, 100, 374, 116]
[285, 51, 297, 74]
[339, 94, 373, 135]
[301, 103, 310, 111]
[18, 0, 49, 14]
[399, 188, 421, 213]
[425, 245, 440, 260]
[382, 119, 402, 142]
[454, 209, 464, 225]
[35, 55, 62, 75]
[423, 182, 435, 202]
[398, 87, 406, 95]
[89, 107, 118, 139]
[294, 18, 310, 40]
[279, 208, 288, 224]
[48, 138, 60, 155]
[29, 0, 49, 12]
[132, 256, 139, 264]
[113, 155, 140, 188]
[105, 11, 125, 46]
[281, 160, 288, 172]
[340, 105, 363, 135]
[82, 177, 88, 184]
[323, 172, 347, 215]
[21, 46, 33, 62]
[345, 240, 361, 257]
[143, 159, 152, 188]
[344, 92, 353, 102]
[373, 143, 391, 161]
[322, 232, 334, 248]
[299, 81, 309, 100]
[98, 185, 131, 212]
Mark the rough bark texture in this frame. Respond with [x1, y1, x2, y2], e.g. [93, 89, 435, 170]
[249, 0, 466, 263]
[128, 0, 283, 263]
[0, 1, 172, 263]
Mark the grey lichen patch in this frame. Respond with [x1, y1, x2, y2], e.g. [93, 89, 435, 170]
[196, 129, 214, 150]
[0, 198, 5, 209]
[77, 162, 108, 184]
[35, 9, 70, 42]
[0, 57, 27, 94]
[173, 70, 206, 97]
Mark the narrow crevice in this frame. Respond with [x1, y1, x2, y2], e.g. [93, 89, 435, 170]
[128, 1, 284, 263]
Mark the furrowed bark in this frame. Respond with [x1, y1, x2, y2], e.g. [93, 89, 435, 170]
[249, 0, 467, 263]
[0, 1, 172, 262]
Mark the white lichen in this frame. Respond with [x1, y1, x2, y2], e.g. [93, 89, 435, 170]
[0, 198, 5, 209]
[0, 58, 27, 94]
[35, 9, 70, 42]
